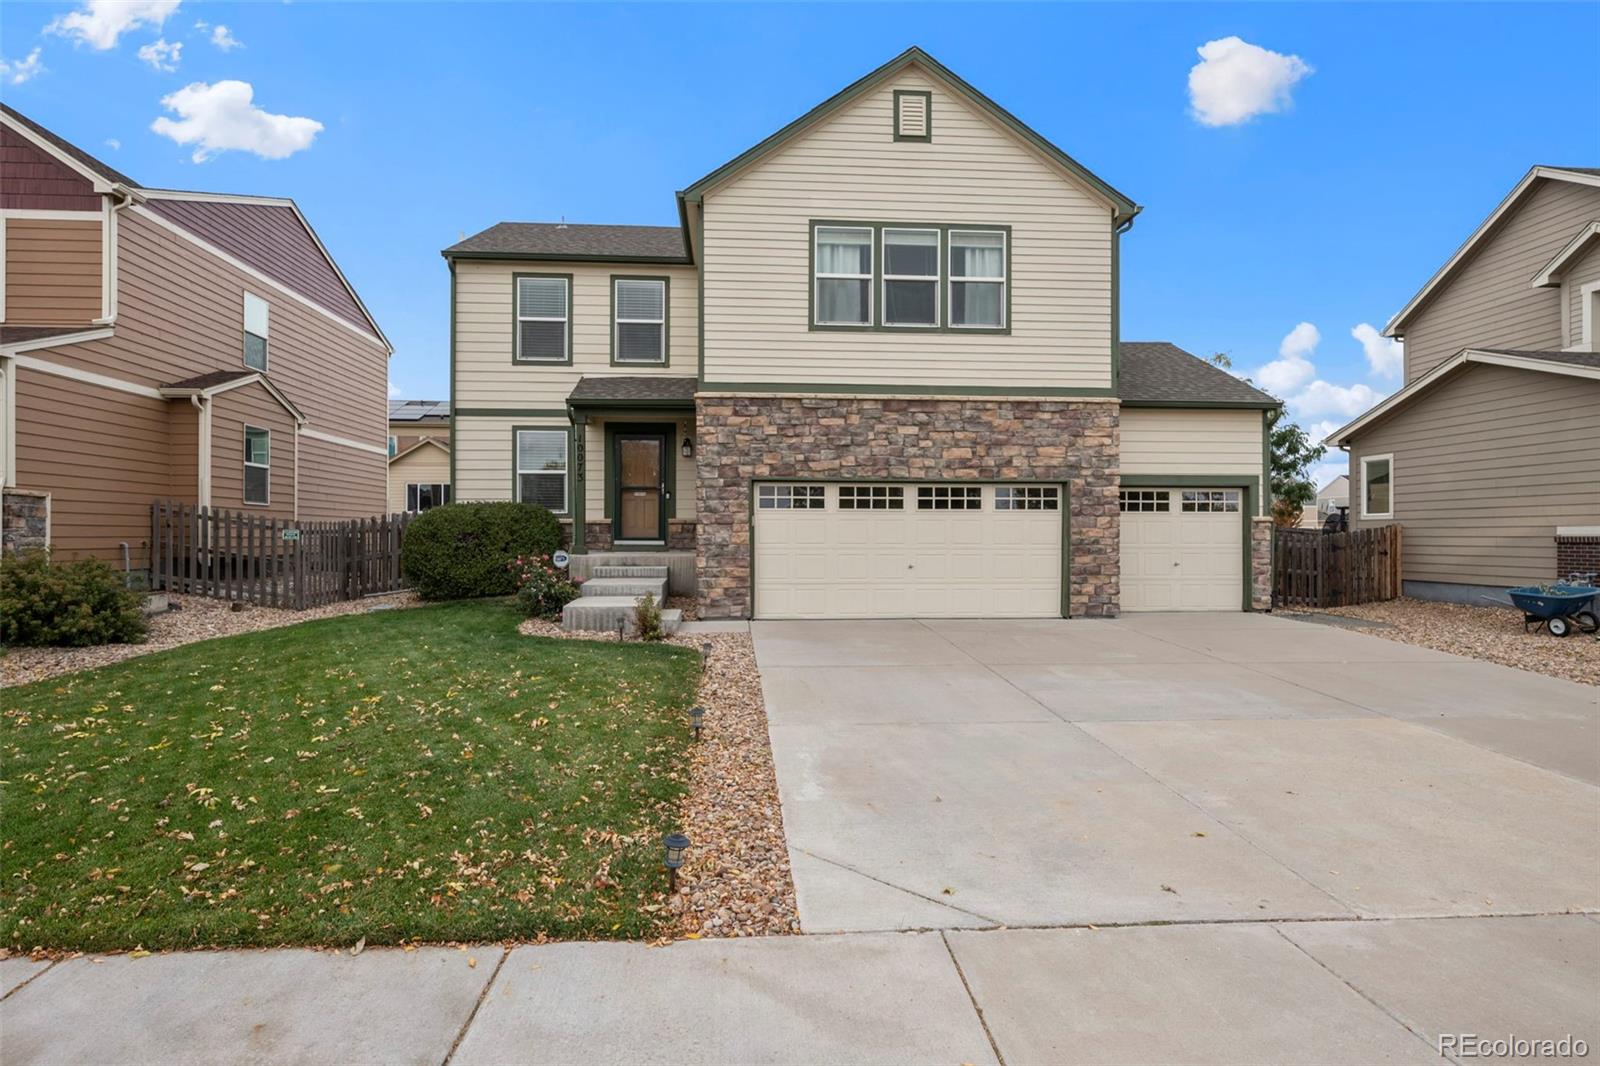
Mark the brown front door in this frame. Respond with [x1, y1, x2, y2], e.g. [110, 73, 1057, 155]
[616, 433, 665, 541]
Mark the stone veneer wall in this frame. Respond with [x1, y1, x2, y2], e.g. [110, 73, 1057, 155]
[1251, 517, 1274, 610]
[2, 489, 50, 557]
[695, 396, 1120, 620]
[583, 520, 696, 552]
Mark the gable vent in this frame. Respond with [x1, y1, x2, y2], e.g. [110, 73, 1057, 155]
[894, 90, 931, 142]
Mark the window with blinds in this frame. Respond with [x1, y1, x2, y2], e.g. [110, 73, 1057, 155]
[515, 276, 570, 362]
[243, 292, 269, 371]
[243, 426, 270, 505]
[516, 429, 568, 512]
[614, 278, 667, 363]
[894, 90, 931, 141]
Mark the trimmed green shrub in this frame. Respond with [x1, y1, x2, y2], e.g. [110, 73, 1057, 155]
[633, 592, 664, 642]
[401, 502, 563, 600]
[0, 553, 149, 648]
[512, 554, 580, 621]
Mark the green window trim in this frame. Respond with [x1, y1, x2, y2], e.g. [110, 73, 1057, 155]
[807, 220, 1011, 335]
[609, 275, 671, 367]
[892, 89, 933, 142]
[511, 273, 574, 366]
[511, 423, 572, 515]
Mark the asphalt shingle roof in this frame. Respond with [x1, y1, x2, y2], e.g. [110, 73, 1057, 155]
[1474, 348, 1600, 370]
[161, 370, 258, 390]
[568, 376, 699, 405]
[1119, 342, 1280, 407]
[0, 324, 103, 347]
[444, 223, 689, 261]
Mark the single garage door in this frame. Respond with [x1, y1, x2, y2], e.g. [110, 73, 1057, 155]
[1120, 488, 1243, 611]
[754, 482, 1062, 619]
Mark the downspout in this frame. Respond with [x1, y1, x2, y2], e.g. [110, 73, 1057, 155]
[97, 185, 138, 326]
[191, 394, 212, 507]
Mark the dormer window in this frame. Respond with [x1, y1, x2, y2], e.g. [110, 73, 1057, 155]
[894, 90, 932, 142]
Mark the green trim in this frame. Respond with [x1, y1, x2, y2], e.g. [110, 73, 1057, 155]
[1119, 399, 1280, 410]
[445, 250, 690, 265]
[1119, 475, 1261, 611]
[511, 272, 574, 366]
[678, 47, 1139, 224]
[609, 274, 672, 367]
[807, 220, 1011, 334]
[1110, 226, 1120, 395]
[891, 89, 933, 142]
[1261, 409, 1273, 517]
[510, 424, 573, 516]
[447, 262, 457, 492]
[569, 411, 587, 554]
[700, 381, 1116, 397]
[455, 407, 569, 418]
[695, 208, 706, 385]
[606, 423, 676, 538]
[1061, 478, 1072, 619]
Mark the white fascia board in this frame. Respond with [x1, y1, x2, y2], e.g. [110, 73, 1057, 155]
[1, 327, 116, 356]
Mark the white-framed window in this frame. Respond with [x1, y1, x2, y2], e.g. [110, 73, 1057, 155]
[1181, 490, 1240, 513]
[388, 435, 398, 457]
[1361, 454, 1393, 519]
[614, 277, 666, 363]
[882, 228, 939, 327]
[814, 226, 873, 326]
[757, 484, 826, 510]
[949, 230, 1006, 329]
[243, 426, 270, 505]
[406, 483, 451, 512]
[243, 292, 269, 371]
[838, 484, 904, 510]
[917, 485, 982, 510]
[516, 429, 568, 512]
[1119, 489, 1170, 513]
[996, 486, 1058, 511]
[515, 276, 570, 362]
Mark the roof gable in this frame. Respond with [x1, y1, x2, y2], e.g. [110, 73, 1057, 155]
[1531, 221, 1600, 288]
[677, 47, 1139, 223]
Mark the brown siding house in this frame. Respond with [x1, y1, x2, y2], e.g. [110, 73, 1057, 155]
[1332, 166, 1600, 601]
[0, 103, 391, 571]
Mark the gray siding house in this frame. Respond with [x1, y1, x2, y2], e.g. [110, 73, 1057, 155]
[1329, 166, 1600, 601]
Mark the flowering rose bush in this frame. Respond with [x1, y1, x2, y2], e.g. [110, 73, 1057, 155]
[510, 554, 580, 620]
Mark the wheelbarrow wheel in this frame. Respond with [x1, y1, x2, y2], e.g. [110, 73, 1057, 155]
[1576, 610, 1599, 634]
[1548, 616, 1571, 638]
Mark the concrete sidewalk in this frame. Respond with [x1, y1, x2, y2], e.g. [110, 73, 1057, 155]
[4, 914, 1596, 1064]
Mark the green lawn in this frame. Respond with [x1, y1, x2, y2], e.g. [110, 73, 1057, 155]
[1, 601, 700, 952]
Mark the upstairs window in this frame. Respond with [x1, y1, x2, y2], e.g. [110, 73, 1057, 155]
[894, 90, 932, 141]
[516, 275, 570, 362]
[949, 230, 1006, 329]
[243, 292, 269, 371]
[613, 278, 667, 364]
[516, 429, 568, 512]
[882, 229, 939, 327]
[243, 426, 270, 505]
[814, 226, 873, 326]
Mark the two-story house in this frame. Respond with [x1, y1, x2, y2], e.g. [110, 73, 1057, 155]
[0, 104, 391, 570]
[445, 48, 1278, 622]
[1330, 166, 1600, 601]
[387, 398, 451, 513]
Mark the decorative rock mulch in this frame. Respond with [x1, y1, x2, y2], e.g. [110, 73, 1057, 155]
[519, 618, 800, 939]
[1321, 597, 1599, 686]
[1, 592, 420, 688]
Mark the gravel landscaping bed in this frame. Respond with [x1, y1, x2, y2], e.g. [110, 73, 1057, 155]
[519, 618, 799, 939]
[1, 592, 419, 687]
[1321, 597, 1599, 686]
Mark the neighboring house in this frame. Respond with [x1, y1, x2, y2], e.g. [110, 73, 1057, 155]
[444, 48, 1278, 620]
[0, 105, 391, 569]
[387, 399, 451, 513]
[1299, 474, 1349, 528]
[1329, 166, 1600, 601]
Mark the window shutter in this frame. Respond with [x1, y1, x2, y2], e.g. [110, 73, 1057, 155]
[895, 91, 930, 141]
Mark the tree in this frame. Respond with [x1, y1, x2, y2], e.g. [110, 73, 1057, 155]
[1268, 408, 1327, 526]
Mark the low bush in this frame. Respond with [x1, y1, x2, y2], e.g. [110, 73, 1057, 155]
[401, 502, 563, 600]
[512, 554, 580, 620]
[634, 592, 664, 642]
[0, 552, 148, 648]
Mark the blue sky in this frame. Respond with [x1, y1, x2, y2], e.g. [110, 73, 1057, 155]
[4, 2, 1597, 486]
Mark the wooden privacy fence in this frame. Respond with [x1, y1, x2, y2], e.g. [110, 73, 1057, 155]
[150, 502, 414, 609]
[1274, 524, 1403, 609]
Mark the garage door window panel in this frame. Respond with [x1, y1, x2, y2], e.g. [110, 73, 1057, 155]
[758, 484, 826, 510]
[838, 485, 904, 510]
[1181, 490, 1240, 513]
[1120, 489, 1170, 512]
[996, 486, 1058, 511]
[917, 485, 982, 510]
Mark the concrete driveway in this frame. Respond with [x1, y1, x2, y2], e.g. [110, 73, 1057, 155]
[754, 613, 1600, 933]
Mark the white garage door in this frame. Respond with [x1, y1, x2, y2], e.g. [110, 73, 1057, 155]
[1120, 488, 1243, 612]
[754, 482, 1062, 619]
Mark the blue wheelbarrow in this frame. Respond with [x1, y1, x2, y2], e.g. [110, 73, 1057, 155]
[1507, 584, 1600, 638]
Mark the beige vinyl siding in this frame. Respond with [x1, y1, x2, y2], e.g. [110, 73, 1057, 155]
[297, 434, 386, 521]
[581, 415, 698, 520]
[4, 217, 102, 325]
[1120, 408, 1266, 514]
[700, 67, 1115, 390]
[1563, 239, 1600, 348]
[1347, 363, 1600, 587]
[453, 260, 699, 409]
[389, 421, 450, 454]
[167, 397, 200, 502]
[1401, 179, 1600, 381]
[453, 415, 567, 504]
[388, 444, 450, 513]
[209, 383, 296, 517]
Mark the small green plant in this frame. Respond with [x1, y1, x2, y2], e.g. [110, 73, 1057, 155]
[0, 552, 148, 648]
[512, 554, 580, 620]
[634, 592, 664, 642]
[400, 502, 563, 600]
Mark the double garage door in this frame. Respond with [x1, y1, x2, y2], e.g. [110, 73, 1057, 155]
[753, 482, 1245, 618]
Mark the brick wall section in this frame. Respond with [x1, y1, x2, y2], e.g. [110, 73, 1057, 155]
[1251, 517, 1274, 610]
[583, 520, 696, 552]
[1556, 535, 1600, 580]
[694, 396, 1120, 619]
[1, 489, 50, 556]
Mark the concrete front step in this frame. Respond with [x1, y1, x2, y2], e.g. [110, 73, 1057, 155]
[579, 576, 669, 600]
[591, 565, 670, 580]
[562, 596, 683, 635]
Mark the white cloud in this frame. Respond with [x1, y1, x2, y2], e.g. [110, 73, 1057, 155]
[151, 81, 323, 162]
[105, 137, 122, 150]
[137, 38, 181, 72]
[1291, 379, 1385, 419]
[47, 0, 180, 50]
[1188, 36, 1313, 127]
[387, 381, 403, 400]
[1255, 321, 1320, 395]
[1351, 322, 1403, 378]
[0, 47, 46, 85]
[209, 24, 241, 51]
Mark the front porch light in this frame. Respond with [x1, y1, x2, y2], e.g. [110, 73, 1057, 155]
[681, 436, 694, 459]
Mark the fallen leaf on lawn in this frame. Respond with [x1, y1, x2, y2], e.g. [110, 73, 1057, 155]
[351, 937, 365, 957]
